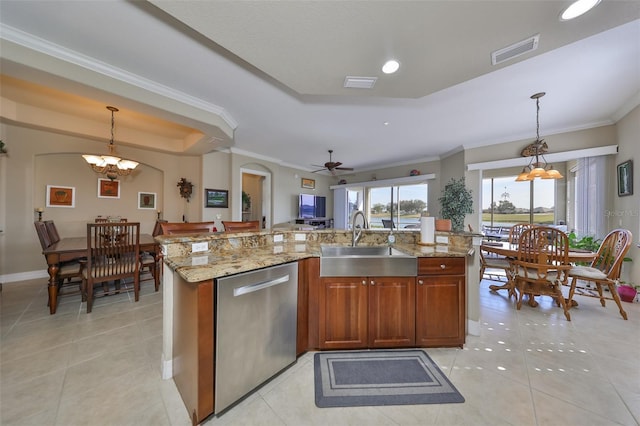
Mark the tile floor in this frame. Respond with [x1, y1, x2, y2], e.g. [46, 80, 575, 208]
[1, 274, 639, 426]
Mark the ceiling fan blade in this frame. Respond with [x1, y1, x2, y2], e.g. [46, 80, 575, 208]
[335, 167, 354, 171]
[311, 168, 327, 173]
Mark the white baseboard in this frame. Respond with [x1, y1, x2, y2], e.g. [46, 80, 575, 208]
[0, 269, 48, 284]
[161, 354, 173, 380]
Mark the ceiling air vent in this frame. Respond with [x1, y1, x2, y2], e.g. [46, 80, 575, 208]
[491, 34, 540, 65]
[344, 76, 377, 89]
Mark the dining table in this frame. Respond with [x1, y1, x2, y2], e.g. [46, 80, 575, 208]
[42, 233, 159, 314]
[481, 240, 597, 305]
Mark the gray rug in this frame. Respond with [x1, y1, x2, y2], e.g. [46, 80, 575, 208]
[314, 349, 464, 408]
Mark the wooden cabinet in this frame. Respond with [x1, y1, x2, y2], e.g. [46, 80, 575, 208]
[317, 276, 415, 349]
[416, 257, 466, 347]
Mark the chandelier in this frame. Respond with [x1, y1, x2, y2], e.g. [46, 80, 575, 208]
[83, 106, 138, 180]
[515, 92, 563, 182]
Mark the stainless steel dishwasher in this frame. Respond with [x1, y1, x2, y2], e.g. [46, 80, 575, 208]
[215, 262, 298, 414]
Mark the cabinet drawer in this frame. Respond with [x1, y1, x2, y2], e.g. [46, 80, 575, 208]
[418, 257, 465, 275]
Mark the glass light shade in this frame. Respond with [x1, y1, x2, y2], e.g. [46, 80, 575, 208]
[117, 159, 139, 170]
[101, 155, 120, 165]
[515, 169, 532, 181]
[82, 154, 103, 165]
[529, 167, 547, 178]
[542, 168, 563, 179]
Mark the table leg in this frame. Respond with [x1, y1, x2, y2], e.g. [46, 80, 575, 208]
[47, 263, 59, 315]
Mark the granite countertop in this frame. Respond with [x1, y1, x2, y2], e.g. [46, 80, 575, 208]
[163, 238, 470, 283]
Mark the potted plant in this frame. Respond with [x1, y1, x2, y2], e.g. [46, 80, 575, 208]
[438, 177, 473, 232]
[617, 282, 638, 303]
[242, 191, 252, 212]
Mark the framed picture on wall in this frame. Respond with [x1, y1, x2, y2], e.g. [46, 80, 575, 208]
[98, 178, 120, 199]
[617, 160, 633, 197]
[301, 178, 315, 189]
[46, 185, 75, 208]
[138, 192, 157, 209]
[205, 188, 229, 208]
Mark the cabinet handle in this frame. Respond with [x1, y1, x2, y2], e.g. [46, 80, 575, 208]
[362, 280, 367, 285]
[440, 264, 446, 269]
[418, 279, 424, 285]
[370, 280, 375, 286]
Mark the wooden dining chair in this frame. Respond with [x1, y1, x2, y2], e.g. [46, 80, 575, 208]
[83, 222, 140, 313]
[160, 221, 217, 235]
[381, 219, 395, 229]
[222, 220, 260, 232]
[565, 229, 632, 320]
[508, 223, 535, 244]
[44, 220, 61, 245]
[512, 226, 572, 320]
[34, 221, 85, 307]
[34, 221, 52, 251]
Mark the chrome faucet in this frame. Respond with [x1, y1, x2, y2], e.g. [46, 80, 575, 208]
[351, 210, 367, 247]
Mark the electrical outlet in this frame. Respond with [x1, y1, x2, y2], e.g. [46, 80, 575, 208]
[294, 233, 306, 241]
[436, 235, 449, 244]
[192, 242, 208, 253]
[273, 234, 284, 243]
[191, 256, 208, 266]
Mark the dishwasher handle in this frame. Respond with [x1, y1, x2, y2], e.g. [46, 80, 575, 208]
[233, 274, 290, 297]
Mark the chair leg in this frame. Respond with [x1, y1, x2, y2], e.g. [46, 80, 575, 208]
[516, 280, 525, 310]
[595, 283, 606, 307]
[607, 282, 628, 320]
[555, 285, 570, 321]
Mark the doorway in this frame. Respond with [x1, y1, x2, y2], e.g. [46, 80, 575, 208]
[240, 168, 271, 229]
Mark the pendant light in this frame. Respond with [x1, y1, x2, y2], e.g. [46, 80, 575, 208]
[515, 93, 563, 182]
[83, 106, 138, 180]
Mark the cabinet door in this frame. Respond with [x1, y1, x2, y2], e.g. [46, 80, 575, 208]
[416, 275, 465, 347]
[368, 277, 416, 348]
[318, 277, 368, 349]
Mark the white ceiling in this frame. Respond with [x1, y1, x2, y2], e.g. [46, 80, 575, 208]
[1, 1, 639, 173]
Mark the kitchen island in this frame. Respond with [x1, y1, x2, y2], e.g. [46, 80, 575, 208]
[158, 228, 474, 424]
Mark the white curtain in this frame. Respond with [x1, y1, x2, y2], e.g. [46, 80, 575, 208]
[575, 156, 607, 239]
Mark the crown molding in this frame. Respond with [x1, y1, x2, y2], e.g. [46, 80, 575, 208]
[1, 25, 238, 130]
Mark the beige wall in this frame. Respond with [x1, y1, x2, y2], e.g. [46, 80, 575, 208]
[0, 122, 201, 277]
[612, 105, 639, 285]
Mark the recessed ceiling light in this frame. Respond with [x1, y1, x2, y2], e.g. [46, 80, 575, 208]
[382, 60, 400, 74]
[560, 0, 601, 21]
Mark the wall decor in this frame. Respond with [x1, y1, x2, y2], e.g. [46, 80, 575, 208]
[617, 160, 633, 197]
[301, 178, 315, 189]
[205, 188, 229, 208]
[138, 192, 157, 209]
[177, 177, 194, 202]
[46, 185, 75, 208]
[98, 178, 120, 199]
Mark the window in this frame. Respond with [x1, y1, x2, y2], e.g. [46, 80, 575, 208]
[482, 176, 555, 230]
[367, 183, 428, 229]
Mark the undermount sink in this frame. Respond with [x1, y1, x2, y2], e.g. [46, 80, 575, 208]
[320, 245, 416, 277]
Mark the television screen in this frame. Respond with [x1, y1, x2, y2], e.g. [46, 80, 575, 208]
[299, 194, 326, 218]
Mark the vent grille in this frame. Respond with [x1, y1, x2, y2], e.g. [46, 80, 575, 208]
[492, 34, 540, 65]
[344, 76, 377, 89]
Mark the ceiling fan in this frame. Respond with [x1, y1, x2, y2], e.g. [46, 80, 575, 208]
[312, 149, 354, 175]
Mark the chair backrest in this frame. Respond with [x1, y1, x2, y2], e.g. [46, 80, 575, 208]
[517, 226, 569, 267]
[591, 229, 632, 280]
[44, 220, 61, 244]
[95, 217, 127, 223]
[381, 219, 395, 229]
[509, 223, 534, 244]
[34, 221, 52, 250]
[152, 220, 168, 237]
[222, 221, 260, 232]
[160, 221, 218, 235]
[86, 222, 140, 281]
